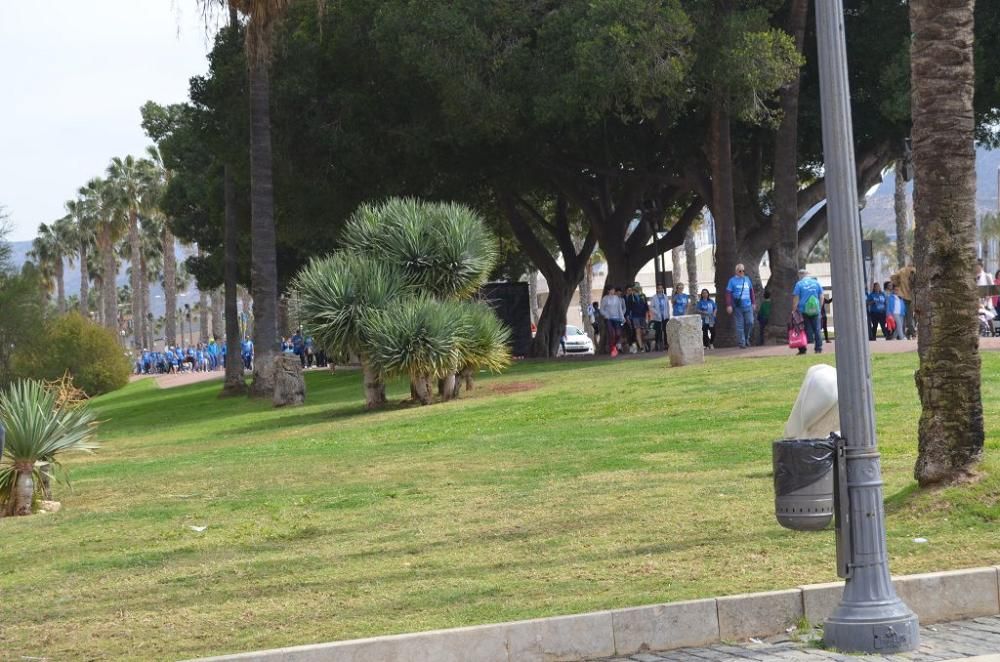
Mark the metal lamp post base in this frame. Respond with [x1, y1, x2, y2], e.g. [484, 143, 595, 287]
[825, 602, 919, 653]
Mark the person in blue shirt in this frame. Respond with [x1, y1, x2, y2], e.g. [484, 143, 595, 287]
[649, 284, 670, 351]
[696, 289, 717, 349]
[291, 328, 306, 366]
[207, 338, 220, 370]
[866, 282, 889, 340]
[791, 268, 825, 354]
[624, 286, 649, 352]
[241, 337, 254, 370]
[671, 283, 691, 317]
[725, 264, 756, 348]
[304, 335, 315, 368]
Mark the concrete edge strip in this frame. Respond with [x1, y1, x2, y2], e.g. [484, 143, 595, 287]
[191, 565, 1000, 662]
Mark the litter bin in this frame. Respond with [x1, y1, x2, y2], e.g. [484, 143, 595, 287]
[773, 438, 835, 531]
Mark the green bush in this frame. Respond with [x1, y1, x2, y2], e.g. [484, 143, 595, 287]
[14, 313, 130, 396]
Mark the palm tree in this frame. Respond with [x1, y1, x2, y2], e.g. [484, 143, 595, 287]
[81, 177, 124, 334]
[296, 253, 408, 408]
[0, 380, 98, 516]
[910, 0, 983, 486]
[894, 159, 911, 268]
[199, 0, 294, 397]
[145, 146, 177, 347]
[65, 195, 95, 319]
[28, 225, 59, 309]
[107, 155, 156, 349]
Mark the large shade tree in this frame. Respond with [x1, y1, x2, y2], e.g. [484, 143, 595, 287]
[910, 0, 984, 485]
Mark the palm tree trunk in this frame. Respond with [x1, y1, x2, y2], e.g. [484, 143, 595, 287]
[94, 276, 104, 327]
[163, 226, 177, 347]
[222, 165, 247, 396]
[412, 374, 433, 406]
[362, 361, 386, 409]
[12, 463, 34, 516]
[55, 258, 66, 314]
[211, 288, 224, 340]
[911, 0, 984, 486]
[128, 209, 142, 349]
[527, 270, 540, 325]
[101, 228, 118, 334]
[685, 229, 698, 302]
[671, 246, 684, 290]
[247, 55, 280, 398]
[79, 241, 89, 319]
[895, 159, 909, 268]
[141, 263, 152, 349]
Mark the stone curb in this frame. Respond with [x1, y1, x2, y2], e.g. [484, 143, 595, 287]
[190, 565, 1000, 662]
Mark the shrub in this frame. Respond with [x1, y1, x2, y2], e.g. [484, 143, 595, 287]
[13, 313, 130, 396]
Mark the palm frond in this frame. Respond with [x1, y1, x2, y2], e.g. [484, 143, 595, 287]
[454, 301, 512, 374]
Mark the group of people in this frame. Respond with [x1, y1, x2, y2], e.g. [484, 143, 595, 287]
[593, 282, 720, 356]
[133, 328, 329, 375]
[134, 339, 235, 375]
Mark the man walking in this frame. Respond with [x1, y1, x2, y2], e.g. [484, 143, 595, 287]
[791, 268, 824, 354]
[725, 264, 756, 348]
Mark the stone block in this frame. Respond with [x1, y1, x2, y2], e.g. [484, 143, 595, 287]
[504, 611, 616, 662]
[717, 589, 803, 641]
[893, 567, 1000, 624]
[612, 598, 720, 654]
[666, 315, 705, 367]
[800, 581, 843, 624]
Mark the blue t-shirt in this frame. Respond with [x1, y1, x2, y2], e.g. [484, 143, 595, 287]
[793, 277, 824, 314]
[867, 291, 887, 314]
[672, 293, 690, 317]
[888, 294, 907, 316]
[726, 276, 753, 307]
[696, 298, 717, 325]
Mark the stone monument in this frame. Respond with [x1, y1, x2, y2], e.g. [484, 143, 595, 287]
[666, 315, 704, 367]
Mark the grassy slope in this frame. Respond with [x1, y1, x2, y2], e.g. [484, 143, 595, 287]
[1, 353, 998, 660]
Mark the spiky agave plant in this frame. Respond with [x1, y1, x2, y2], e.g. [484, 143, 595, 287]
[0, 380, 98, 516]
[342, 198, 499, 299]
[367, 297, 468, 405]
[294, 252, 409, 409]
[452, 301, 512, 396]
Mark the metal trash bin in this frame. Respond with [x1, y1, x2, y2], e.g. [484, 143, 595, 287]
[773, 438, 835, 531]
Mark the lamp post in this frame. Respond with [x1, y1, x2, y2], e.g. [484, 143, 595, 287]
[815, 2, 919, 653]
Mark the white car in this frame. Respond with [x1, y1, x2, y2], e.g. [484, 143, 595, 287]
[560, 324, 595, 355]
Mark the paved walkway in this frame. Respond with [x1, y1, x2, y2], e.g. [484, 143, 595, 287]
[591, 616, 1000, 662]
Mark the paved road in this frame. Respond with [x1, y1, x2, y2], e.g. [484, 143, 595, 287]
[590, 616, 1000, 661]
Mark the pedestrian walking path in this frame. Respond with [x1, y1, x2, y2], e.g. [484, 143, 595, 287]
[589, 615, 1000, 662]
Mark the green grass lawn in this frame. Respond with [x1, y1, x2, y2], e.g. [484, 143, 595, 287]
[2, 352, 999, 660]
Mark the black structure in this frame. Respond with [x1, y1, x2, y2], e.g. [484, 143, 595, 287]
[477, 282, 533, 357]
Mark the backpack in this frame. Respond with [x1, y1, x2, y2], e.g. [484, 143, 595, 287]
[804, 294, 820, 317]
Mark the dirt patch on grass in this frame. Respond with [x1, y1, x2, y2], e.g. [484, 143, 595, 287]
[490, 381, 542, 395]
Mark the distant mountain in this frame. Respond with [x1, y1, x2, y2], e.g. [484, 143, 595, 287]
[6, 241, 202, 317]
[861, 146, 1000, 237]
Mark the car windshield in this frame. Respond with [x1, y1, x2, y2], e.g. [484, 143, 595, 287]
[565, 325, 583, 336]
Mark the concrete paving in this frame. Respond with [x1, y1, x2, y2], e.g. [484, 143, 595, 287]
[589, 615, 1000, 662]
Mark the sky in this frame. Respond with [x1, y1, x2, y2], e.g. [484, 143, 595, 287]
[0, 1, 219, 242]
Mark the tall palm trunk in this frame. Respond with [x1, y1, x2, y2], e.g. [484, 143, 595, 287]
[671, 246, 683, 289]
[222, 166, 247, 396]
[54, 258, 66, 314]
[911, 0, 983, 486]
[685, 228, 698, 301]
[247, 55, 280, 398]
[127, 209, 143, 349]
[895, 159, 909, 268]
[163, 226, 177, 346]
[141, 256, 152, 348]
[100, 227, 117, 334]
[211, 288, 224, 340]
[79, 241, 89, 319]
[94, 276, 104, 327]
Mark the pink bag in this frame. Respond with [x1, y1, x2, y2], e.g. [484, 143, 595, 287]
[788, 326, 807, 349]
